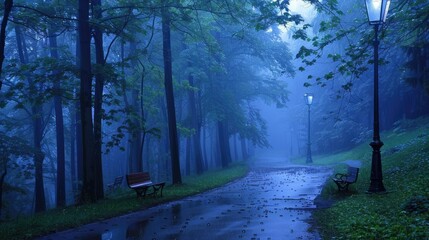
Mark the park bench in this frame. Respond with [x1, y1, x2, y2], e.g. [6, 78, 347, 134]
[332, 166, 359, 191]
[106, 176, 123, 192]
[126, 172, 165, 198]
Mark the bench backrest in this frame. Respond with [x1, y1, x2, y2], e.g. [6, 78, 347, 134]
[126, 172, 151, 186]
[346, 167, 359, 183]
[113, 176, 123, 185]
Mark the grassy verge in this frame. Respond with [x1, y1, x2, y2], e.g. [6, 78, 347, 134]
[0, 163, 248, 240]
[297, 118, 429, 239]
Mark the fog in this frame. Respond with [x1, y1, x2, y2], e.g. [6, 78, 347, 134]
[1, 0, 429, 230]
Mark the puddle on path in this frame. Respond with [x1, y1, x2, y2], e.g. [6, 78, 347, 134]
[37, 166, 332, 240]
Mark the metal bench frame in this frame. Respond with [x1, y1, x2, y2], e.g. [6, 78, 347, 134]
[332, 167, 359, 191]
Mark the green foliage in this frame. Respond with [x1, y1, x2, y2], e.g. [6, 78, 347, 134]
[298, 0, 429, 94]
[0, 131, 34, 178]
[2, 57, 77, 110]
[312, 118, 429, 239]
[0, 164, 248, 240]
[251, 0, 304, 30]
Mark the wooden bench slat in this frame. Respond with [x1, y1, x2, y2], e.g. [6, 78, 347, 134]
[129, 181, 153, 188]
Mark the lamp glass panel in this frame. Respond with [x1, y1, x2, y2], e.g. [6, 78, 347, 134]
[382, 0, 390, 22]
[307, 95, 313, 105]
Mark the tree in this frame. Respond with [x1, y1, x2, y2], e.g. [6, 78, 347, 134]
[14, 25, 46, 213]
[48, 23, 66, 208]
[187, 74, 204, 174]
[78, 0, 96, 203]
[162, 4, 182, 184]
[92, 0, 105, 200]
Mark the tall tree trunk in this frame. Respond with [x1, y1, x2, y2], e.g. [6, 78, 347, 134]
[202, 126, 208, 170]
[70, 104, 76, 194]
[233, 134, 238, 161]
[33, 132, 45, 212]
[188, 75, 203, 174]
[162, 6, 181, 184]
[0, 157, 7, 217]
[75, 91, 83, 199]
[129, 87, 143, 172]
[123, 42, 143, 173]
[218, 120, 231, 168]
[15, 25, 46, 212]
[185, 137, 191, 175]
[74, 32, 83, 200]
[0, 0, 13, 90]
[78, 0, 96, 203]
[92, 0, 104, 200]
[240, 136, 248, 161]
[49, 25, 66, 207]
[214, 125, 221, 167]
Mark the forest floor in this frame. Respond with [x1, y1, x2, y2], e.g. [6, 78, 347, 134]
[34, 162, 332, 240]
[296, 117, 429, 239]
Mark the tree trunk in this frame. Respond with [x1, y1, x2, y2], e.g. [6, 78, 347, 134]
[185, 137, 191, 175]
[49, 25, 66, 207]
[0, 0, 13, 90]
[162, 6, 181, 184]
[0, 157, 7, 217]
[75, 92, 83, 199]
[240, 136, 248, 161]
[233, 134, 238, 161]
[78, 0, 96, 203]
[188, 75, 203, 174]
[33, 139, 46, 212]
[70, 104, 76, 194]
[123, 42, 143, 173]
[92, 0, 104, 200]
[202, 126, 208, 169]
[218, 120, 231, 168]
[130, 87, 143, 172]
[74, 32, 83, 200]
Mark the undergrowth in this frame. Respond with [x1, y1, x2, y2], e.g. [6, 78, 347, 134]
[0, 163, 248, 240]
[310, 118, 429, 239]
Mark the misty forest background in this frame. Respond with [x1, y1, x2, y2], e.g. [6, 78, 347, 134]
[0, 0, 428, 219]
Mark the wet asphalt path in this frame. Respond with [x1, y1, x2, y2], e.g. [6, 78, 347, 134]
[37, 163, 332, 240]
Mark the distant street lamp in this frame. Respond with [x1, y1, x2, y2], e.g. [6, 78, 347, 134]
[304, 93, 313, 164]
[365, 0, 390, 193]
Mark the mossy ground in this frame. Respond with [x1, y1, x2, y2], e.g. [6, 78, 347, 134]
[0, 163, 248, 240]
[294, 118, 429, 239]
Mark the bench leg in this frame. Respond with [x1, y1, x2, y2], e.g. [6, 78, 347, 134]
[152, 183, 165, 197]
[135, 187, 149, 198]
[334, 181, 349, 191]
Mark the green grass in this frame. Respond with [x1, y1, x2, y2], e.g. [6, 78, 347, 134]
[306, 118, 429, 239]
[0, 163, 248, 240]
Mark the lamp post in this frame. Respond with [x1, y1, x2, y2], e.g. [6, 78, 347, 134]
[365, 0, 390, 193]
[304, 93, 313, 164]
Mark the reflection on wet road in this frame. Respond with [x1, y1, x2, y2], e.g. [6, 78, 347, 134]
[38, 165, 332, 240]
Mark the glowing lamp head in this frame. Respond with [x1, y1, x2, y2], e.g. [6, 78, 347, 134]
[365, 0, 390, 24]
[304, 93, 313, 106]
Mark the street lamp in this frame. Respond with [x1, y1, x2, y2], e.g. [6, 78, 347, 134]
[304, 93, 313, 164]
[365, 0, 390, 193]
